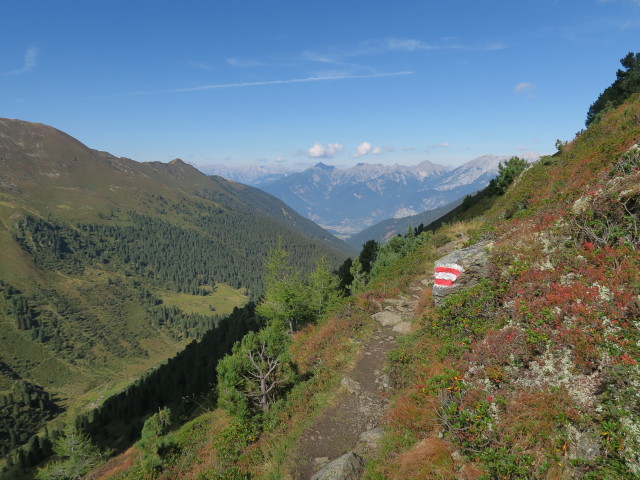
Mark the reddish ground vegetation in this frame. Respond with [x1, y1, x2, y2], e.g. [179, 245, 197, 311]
[368, 99, 640, 479]
[395, 438, 455, 479]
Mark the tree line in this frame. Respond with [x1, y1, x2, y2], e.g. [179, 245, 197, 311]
[586, 52, 640, 126]
[13, 206, 343, 300]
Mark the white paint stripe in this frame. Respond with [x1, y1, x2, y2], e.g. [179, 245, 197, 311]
[438, 263, 465, 273]
[434, 272, 458, 281]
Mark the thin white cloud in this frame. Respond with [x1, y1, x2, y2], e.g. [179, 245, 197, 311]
[303, 38, 454, 62]
[308, 142, 344, 159]
[187, 61, 215, 70]
[483, 42, 507, 51]
[515, 82, 536, 97]
[226, 58, 264, 67]
[401, 146, 416, 152]
[129, 71, 413, 95]
[620, 20, 633, 31]
[2, 46, 38, 76]
[384, 38, 435, 52]
[362, 37, 462, 54]
[302, 37, 505, 64]
[428, 142, 451, 149]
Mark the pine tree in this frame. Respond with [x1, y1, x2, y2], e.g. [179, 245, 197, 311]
[307, 257, 341, 318]
[587, 52, 640, 126]
[35, 427, 107, 480]
[216, 322, 294, 418]
[489, 156, 528, 195]
[138, 407, 173, 474]
[256, 246, 312, 332]
[349, 258, 367, 294]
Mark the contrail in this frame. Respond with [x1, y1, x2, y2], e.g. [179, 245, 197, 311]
[129, 71, 414, 95]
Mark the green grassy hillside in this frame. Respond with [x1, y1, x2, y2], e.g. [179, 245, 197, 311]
[0, 118, 349, 473]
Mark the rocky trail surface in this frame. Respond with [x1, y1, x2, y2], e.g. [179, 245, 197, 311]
[289, 279, 427, 480]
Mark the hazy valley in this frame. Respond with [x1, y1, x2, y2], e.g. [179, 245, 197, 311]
[204, 153, 540, 241]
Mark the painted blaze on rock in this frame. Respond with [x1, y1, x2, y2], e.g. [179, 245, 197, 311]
[433, 263, 464, 287]
[432, 240, 492, 306]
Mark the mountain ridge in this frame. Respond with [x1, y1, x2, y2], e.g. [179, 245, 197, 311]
[0, 117, 352, 467]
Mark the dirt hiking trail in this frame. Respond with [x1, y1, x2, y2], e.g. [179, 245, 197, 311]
[289, 277, 428, 479]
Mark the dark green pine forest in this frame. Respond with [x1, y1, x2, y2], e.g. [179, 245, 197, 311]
[0, 118, 352, 477]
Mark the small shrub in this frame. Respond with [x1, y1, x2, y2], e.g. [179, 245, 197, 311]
[467, 327, 534, 370]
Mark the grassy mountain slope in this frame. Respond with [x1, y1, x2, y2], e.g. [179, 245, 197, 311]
[365, 94, 640, 479]
[0, 118, 349, 468]
[205, 173, 352, 255]
[90, 94, 640, 479]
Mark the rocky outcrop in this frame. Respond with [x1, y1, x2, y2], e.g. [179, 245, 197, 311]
[310, 452, 365, 480]
[432, 240, 492, 306]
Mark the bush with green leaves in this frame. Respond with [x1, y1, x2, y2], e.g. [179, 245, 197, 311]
[369, 227, 431, 280]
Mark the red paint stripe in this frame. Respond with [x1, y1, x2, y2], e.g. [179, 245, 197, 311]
[434, 278, 454, 287]
[434, 267, 461, 276]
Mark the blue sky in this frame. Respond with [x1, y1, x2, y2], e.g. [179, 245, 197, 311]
[2, 0, 639, 169]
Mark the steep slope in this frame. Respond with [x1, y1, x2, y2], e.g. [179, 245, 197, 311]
[0, 118, 349, 466]
[362, 95, 640, 479]
[88, 96, 640, 479]
[259, 156, 516, 236]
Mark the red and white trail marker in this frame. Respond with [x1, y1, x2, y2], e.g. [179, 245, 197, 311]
[433, 263, 464, 287]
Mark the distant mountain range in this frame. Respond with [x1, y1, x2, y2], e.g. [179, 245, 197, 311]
[204, 154, 539, 237]
[198, 163, 293, 185]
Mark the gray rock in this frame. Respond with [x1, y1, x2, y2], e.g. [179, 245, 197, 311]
[432, 240, 492, 306]
[376, 373, 390, 391]
[340, 377, 361, 395]
[568, 425, 600, 461]
[392, 321, 412, 334]
[359, 427, 384, 445]
[371, 311, 403, 326]
[384, 298, 412, 308]
[311, 452, 365, 480]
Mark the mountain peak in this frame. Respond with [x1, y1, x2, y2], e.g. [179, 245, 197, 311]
[415, 160, 449, 172]
[313, 162, 335, 171]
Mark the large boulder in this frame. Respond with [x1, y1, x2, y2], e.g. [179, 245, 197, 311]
[311, 451, 365, 480]
[432, 240, 492, 306]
